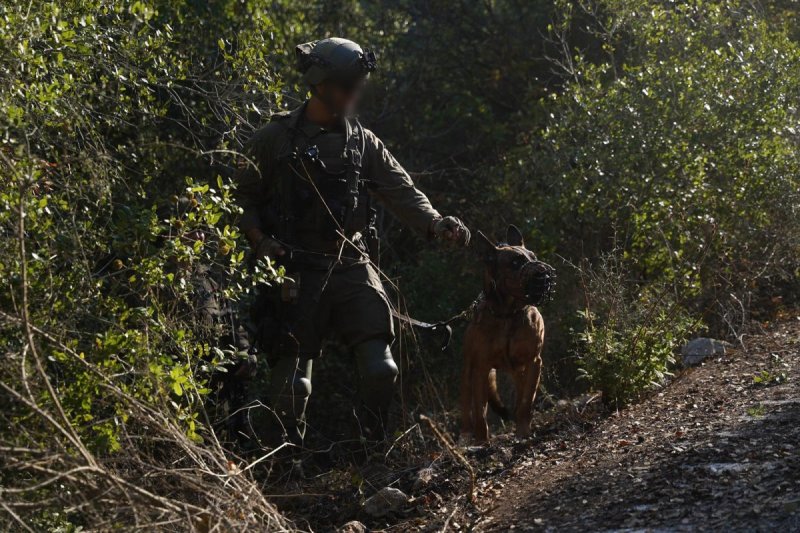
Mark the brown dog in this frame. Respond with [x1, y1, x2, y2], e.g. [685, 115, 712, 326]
[460, 225, 548, 443]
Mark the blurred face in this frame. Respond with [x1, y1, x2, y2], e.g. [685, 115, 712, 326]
[315, 76, 367, 117]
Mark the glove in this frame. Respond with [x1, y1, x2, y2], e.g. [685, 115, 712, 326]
[254, 234, 286, 260]
[432, 216, 471, 246]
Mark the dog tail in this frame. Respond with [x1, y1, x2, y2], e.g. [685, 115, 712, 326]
[488, 369, 511, 421]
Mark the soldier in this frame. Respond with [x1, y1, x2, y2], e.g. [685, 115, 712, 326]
[234, 38, 469, 446]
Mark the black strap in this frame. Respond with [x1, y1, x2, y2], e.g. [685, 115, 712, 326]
[342, 118, 366, 232]
[390, 308, 453, 351]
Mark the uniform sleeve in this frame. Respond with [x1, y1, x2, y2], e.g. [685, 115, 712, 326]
[232, 124, 282, 232]
[364, 129, 441, 236]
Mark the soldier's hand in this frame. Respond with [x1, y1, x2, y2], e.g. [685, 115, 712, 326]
[432, 216, 471, 246]
[254, 234, 286, 260]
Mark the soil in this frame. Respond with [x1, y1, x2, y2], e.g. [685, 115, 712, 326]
[471, 318, 800, 532]
[279, 318, 800, 532]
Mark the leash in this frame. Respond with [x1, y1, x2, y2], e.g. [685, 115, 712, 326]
[390, 295, 482, 351]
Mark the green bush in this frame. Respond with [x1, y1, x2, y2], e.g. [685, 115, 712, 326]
[575, 254, 697, 406]
[475, 0, 800, 396]
[0, 0, 299, 528]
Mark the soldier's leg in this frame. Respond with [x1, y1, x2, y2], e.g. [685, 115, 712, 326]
[330, 264, 396, 438]
[353, 338, 398, 438]
[267, 356, 313, 446]
[257, 271, 326, 447]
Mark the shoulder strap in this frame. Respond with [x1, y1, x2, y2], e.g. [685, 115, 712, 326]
[269, 108, 305, 161]
[266, 106, 306, 243]
[342, 118, 366, 231]
[345, 118, 365, 192]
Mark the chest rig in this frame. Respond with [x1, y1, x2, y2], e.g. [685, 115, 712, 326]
[271, 111, 376, 255]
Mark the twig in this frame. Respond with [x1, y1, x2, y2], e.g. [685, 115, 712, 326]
[240, 442, 292, 474]
[384, 423, 419, 460]
[419, 414, 476, 504]
[0, 502, 35, 533]
[441, 504, 460, 532]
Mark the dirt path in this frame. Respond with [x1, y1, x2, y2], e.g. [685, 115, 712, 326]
[473, 320, 800, 532]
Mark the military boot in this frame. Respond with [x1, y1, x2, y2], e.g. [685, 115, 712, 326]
[354, 339, 398, 441]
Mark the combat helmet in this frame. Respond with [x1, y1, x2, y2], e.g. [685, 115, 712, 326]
[295, 38, 377, 86]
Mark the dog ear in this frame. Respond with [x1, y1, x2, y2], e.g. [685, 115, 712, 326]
[475, 231, 497, 263]
[506, 225, 525, 247]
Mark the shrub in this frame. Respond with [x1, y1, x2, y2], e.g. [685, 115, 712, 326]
[495, 0, 800, 327]
[0, 0, 298, 528]
[574, 253, 697, 406]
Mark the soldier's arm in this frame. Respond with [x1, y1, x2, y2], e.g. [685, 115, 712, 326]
[363, 129, 441, 236]
[233, 124, 282, 247]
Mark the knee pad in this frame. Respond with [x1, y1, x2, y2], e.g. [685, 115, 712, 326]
[354, 339, 398, 382]
[269, 357, 313, 404]
[292, 375, 312, 398]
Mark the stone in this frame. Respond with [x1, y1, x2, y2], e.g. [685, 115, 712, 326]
[337, 521, 368, 533]
[681, 337, 727, 366]
[495, 446, 514, 463]
[706, 462, 749, 475]
[363, 487, 409, 517]
[413, 467, 435, 490]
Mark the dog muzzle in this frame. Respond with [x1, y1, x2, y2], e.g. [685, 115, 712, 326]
[521, 260, 557, 306]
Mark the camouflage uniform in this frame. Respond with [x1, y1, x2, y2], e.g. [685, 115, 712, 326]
[236, 104, 440, 353]
[235, 103, 442, 443]
[235, 37, 467, 446]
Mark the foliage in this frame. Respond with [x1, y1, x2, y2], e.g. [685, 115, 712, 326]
[3, 0, 800, 528]
[0, 0, 297, 528]
[475, 0, 800, 396]
[571, 0, 795, 283]
[574, 253, 696, 406]
[752, 369, 787, 386]
[506, 0, 800, 303]
[752, 352, 790, 386]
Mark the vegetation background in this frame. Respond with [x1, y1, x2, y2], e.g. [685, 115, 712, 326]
[1, 0, 798, 529]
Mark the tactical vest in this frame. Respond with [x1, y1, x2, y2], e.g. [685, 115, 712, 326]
[270, 111, 375, 256]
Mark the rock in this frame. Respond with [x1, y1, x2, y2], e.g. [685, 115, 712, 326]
[681, 337, 727, 366]
[495, 446, 513, 463]
[413, 467, 435, 490]
[706, 462, 749, 475]
[337, 521, 368, 533]
[363, 487, 409, 517]
[555, 399, 571, 412]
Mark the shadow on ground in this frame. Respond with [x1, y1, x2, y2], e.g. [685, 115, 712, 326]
[481, 321, 800, 532]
